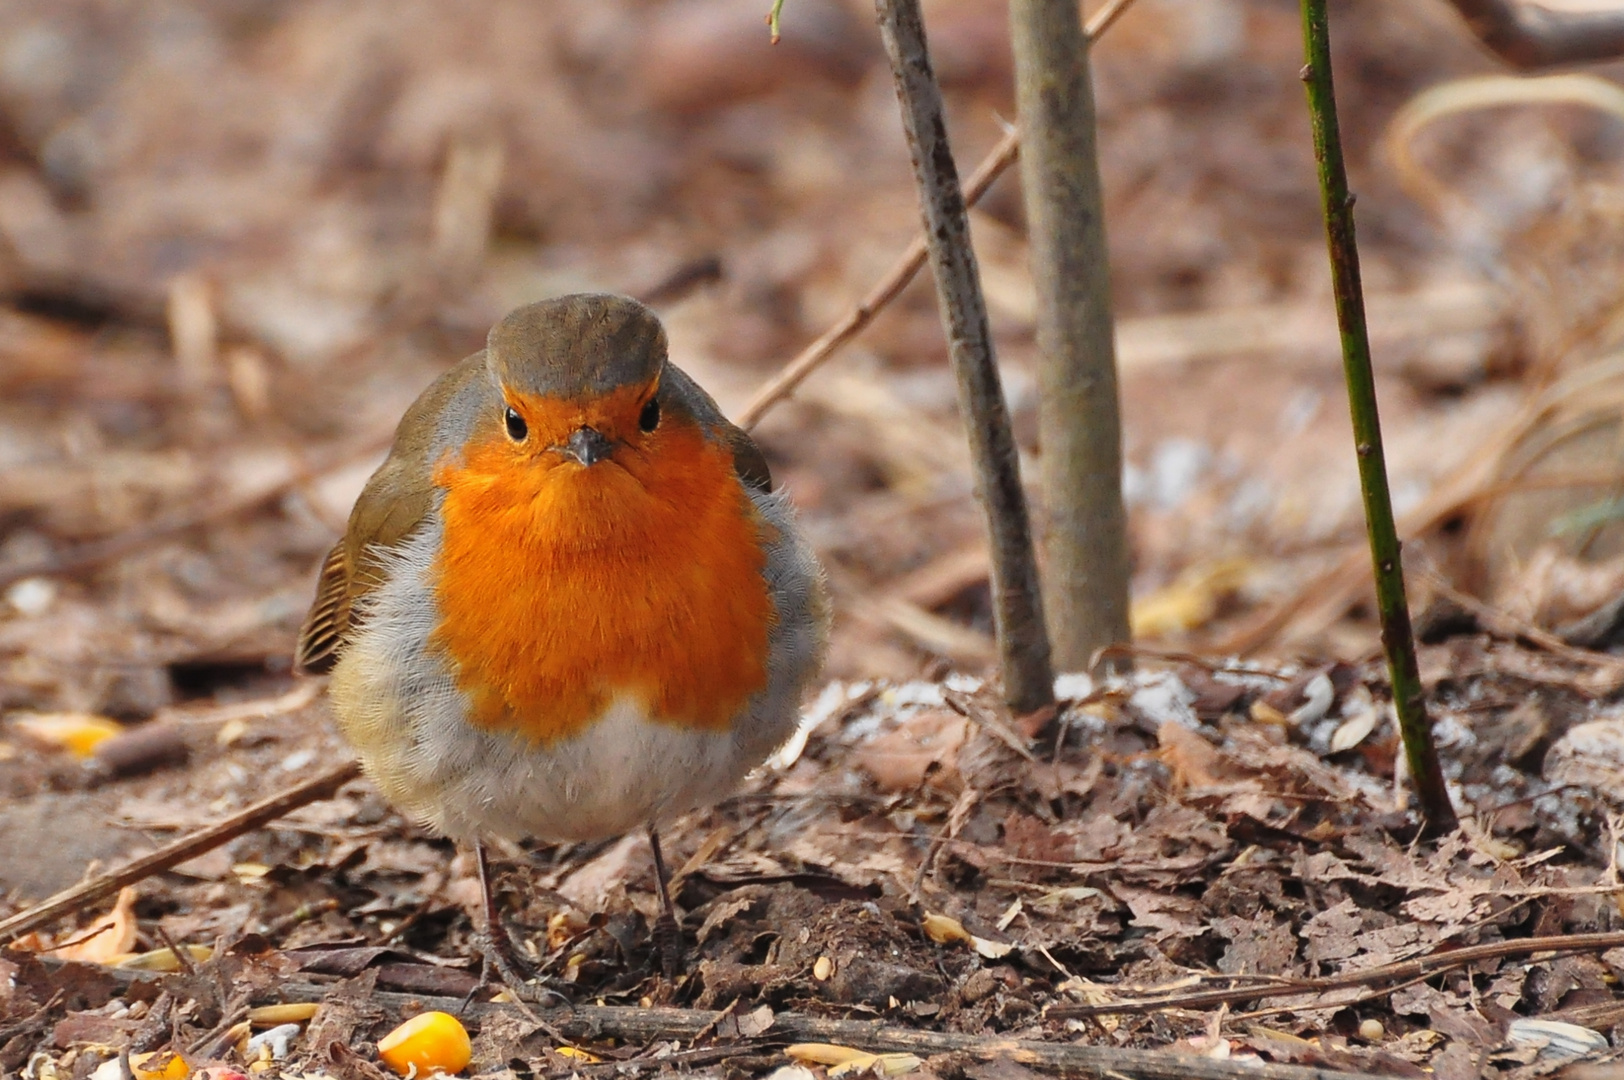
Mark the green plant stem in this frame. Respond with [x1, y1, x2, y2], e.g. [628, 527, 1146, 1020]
[1299, 0, 1457, 833]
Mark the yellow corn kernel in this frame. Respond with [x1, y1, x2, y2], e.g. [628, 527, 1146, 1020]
[12, 713, 122, 758]
[919, 913, 970, 945]
[377, 1012, 471, 1077]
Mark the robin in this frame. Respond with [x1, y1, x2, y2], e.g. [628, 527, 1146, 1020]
[294, 293, 829, 983]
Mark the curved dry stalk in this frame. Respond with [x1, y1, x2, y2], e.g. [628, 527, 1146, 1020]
[1385, 73, 1624, 223]
[1443, 0, 1624, 67]
[735, 0, 1140, 432]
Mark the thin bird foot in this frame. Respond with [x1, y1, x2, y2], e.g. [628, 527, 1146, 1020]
[471, 843, 569, 1008]
[651, 910, 685, 979]
[648, 825, 687, 979]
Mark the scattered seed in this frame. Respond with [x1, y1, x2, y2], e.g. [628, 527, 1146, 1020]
[377, 1012, 471, 1077]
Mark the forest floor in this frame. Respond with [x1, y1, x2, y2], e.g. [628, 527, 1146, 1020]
[2, 0, 1624, 1076]
[0, 642, 1621, 1080]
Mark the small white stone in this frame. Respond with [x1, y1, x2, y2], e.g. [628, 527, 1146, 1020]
[246, 1023, 302, 1060]
[1507, 1018, 1608, 1060]
[1053, 672, 1093, 701]
[1545, 717, 1624, 801]
[5, 577, 56, 617]
[887, 681, 946, 708]
[1129, 670, 1198, 729]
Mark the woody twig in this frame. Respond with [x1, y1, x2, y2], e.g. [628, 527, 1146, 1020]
[1049, 930, 1624, 1018]
[735, 0, 1139, 432]
[0, 760, 360, 944]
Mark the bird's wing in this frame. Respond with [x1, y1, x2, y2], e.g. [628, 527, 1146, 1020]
[721, 422, 773, 494]
[661, 362, 773, 494]
[294, 354, 491, 673]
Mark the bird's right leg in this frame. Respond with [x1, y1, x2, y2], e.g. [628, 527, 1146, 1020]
[472, 842, 567, 1005]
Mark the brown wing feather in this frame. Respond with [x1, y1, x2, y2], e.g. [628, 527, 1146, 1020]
[294, 542, 352, 673]
[293, 353, 492, 674]
[723, 424, 772, 494]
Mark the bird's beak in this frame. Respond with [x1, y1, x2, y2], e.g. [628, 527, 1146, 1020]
[559, 425, 613, 467]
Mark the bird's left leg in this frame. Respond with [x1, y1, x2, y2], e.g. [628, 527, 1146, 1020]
[647, 825, 685, 978]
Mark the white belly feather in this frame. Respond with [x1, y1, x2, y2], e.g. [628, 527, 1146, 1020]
[327, 488, 827, 844]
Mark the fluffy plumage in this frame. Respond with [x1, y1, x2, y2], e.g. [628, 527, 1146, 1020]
[296, 293, 828, 844]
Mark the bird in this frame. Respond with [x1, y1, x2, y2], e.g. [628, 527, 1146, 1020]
[294, 293, 829, 984]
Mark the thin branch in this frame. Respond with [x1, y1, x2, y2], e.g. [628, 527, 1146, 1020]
[1421, 570, 1624, 673]
[1444, 0, 1624, 68]
[1048, 929, 1624, 1018]
[873, 0, 1053, 713]
[1299, 0, 1457, 834]
[155, 682, 322, 729]
[737, 131, 1015, 432]
[735, 0, 1140, 432]
[0, 759, 360, 944]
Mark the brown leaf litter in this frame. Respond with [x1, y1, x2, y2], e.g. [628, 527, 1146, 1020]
[0, 644, 1619, 1078]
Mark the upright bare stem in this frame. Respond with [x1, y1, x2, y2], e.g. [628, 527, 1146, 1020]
[1009, 0, 1131, 672]
[873, 0, 1055, 714]
[1299, 0, 1457, 833]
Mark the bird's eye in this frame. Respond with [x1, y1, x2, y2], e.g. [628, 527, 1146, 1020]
[639, 396, 661, 433]
[504, 406, 528, 442]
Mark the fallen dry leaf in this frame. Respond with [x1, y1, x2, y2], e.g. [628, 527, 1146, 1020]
[54, 886, 139, 963]
[850, 709, 967, 792]
[1156, 722, 1229, 788]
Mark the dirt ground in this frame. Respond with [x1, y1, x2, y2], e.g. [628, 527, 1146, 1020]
[1, 0, 1624, 1077]
[0, 648, 1621, 1079]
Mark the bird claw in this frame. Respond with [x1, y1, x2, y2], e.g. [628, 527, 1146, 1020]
[651, 911, 685, 980]
[646, 826, 687, 980]
[472, 927, 570, 1010]
[469, 842, 569, 1011]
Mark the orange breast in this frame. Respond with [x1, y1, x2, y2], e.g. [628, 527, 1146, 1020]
[429, 417, 774, 743]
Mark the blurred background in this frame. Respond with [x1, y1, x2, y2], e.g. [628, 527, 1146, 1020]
[4, 0, 1624, 721]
